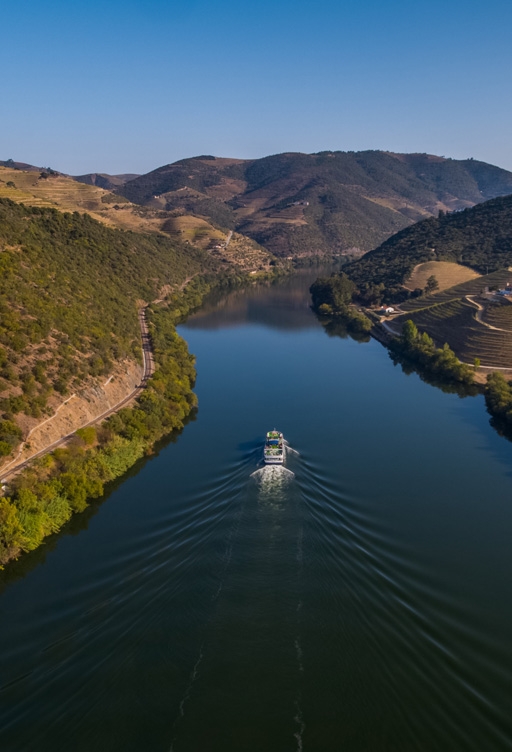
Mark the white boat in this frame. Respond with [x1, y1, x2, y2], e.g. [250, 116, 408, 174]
[263, 430, 284, 464]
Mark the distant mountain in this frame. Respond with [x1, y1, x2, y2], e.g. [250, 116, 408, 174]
[343, 193, 512, 293]
[73, 172, 141, 190]
[117, 151, 512, 258]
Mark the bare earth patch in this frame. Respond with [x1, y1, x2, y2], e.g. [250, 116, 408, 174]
[0, 360, 142, 475]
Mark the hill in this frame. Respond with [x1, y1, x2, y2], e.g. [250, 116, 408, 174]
[0, 198, 217, 467]
[0, 166, 277, 274]
[340, 193, 512, 299]
[117, 151, 512, 258]
[73, 172, 140, 190]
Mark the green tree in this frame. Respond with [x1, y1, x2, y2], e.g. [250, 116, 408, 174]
[401, 320, 418, 347]
[310, 274, 356, 313]
[425, 275, 439, 294]
[0, 498, 25, 564]
[76, 426, 96, 446]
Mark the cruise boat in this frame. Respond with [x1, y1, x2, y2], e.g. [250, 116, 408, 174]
[263, 430, 284, 464]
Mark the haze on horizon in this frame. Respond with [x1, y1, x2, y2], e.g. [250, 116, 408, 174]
[2, 0, 512, 175]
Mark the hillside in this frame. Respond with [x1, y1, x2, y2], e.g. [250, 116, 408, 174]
[405, 261, 480, 292]
[73, 172, 140, 190]
[0, 166, 277, 274]
[0, 165, 170, 234]
[116, 151, 512, 258]
[310, 193, 512, 370]
[389, 271, 512, 368]
[0, 159, 44, 172]
[0, 198, 216, 467]
[340, 193, 512, 298]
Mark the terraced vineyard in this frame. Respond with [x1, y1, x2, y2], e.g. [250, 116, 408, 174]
[399, 270, 512, 313]
[391, 271, 512, 368]
[0, 166, 163, 233]
[461, 328, 512, 367]
[481, 300, 512, 331]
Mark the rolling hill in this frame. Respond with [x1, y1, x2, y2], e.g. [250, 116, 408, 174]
[341, 193, 512, 296]
[116, 151, 512, 258]
[0, 197, 217, 465]
[0, 165, 277, 274]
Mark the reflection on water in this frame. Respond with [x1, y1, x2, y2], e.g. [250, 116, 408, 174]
[185, 270, 333, 331]
[389, 350, 480, 397]
[320, 316, 371, 343]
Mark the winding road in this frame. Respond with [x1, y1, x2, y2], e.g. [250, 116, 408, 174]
[1, 307, 155, 484]
[465, 295, 510, 331]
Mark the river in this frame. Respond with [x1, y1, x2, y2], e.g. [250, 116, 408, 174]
[1, 271, 512, 751]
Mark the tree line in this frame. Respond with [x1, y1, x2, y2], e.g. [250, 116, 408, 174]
[0, 198, 216, 456]
[390, 320, 475, 384]
[0, 278, 218, 566]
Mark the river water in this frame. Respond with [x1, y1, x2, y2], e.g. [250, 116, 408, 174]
[1, 271, 512, 751]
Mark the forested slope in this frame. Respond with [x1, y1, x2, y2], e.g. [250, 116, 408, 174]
[0, 280, 217, 565]
[341, 194, 512, 297]
[0, 198, 216, 458]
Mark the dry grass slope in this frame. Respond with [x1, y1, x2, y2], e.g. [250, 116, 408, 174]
[216, 233, 276, 273]
[0, 167, 277, 273]
[406, 261, 480, 291]
[162, 215, 225, 248]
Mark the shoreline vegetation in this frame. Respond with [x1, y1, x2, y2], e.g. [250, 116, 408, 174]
[0, 275, 239, 567]
[309, 271, 512, 437]
[310, 275, 373, 333]
[389, 320, 475, 384]
[485, 372, 512, 435]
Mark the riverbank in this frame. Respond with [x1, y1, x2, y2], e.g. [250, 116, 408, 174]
[0, 272, 253, 566]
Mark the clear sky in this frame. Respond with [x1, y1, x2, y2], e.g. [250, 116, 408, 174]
[2, 0, 512, 175]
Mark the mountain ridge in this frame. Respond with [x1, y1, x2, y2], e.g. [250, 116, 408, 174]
[114, 150, 512, 258]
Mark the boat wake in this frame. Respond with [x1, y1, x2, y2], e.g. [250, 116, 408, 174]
[284, 440, 300, 456]
[250, 465, 295, 482]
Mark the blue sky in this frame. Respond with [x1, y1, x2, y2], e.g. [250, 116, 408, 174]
[2, 0, 511, 174]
